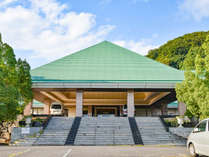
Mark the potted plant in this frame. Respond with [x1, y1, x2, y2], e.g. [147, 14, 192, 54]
[176, 116, 184, 127]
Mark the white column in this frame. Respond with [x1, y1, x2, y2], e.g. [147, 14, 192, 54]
[127, 90, 135, 117]
[24, 101, 32, 116]
[43, 100, 51, 115]
[178, 101, 186, 116]
[76, 90, 83, 117]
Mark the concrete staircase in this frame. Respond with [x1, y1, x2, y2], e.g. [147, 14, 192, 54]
[18, 116, 185, 146]
[135, 117, 177, 145]
[34, 117, 74, 145]
[74, 117, 134, 145]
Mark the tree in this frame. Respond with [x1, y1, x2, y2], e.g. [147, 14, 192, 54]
[0, 34, 33, 142]
[16, 59, 33, 112]
[147, 31, 209, 69]
[176, 35, 209, 119]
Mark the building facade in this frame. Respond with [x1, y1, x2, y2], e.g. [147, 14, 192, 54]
[24, 41, 186, 117]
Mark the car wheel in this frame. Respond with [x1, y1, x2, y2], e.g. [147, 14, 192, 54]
[189, 143, 198, 157]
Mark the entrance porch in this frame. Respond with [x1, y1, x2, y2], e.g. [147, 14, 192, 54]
[24, 88, 185, 117]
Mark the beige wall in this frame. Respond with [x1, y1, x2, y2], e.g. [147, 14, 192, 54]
[43, 103, 50, 115]
[24, 102, 32, 116]
[68, 106, 76, 117]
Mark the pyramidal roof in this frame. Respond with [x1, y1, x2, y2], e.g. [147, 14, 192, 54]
[31, 41, 184, 83]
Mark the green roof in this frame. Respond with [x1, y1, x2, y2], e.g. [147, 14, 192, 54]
[167, 101, 178, 108]
[32, 100, 44, 108]
[31, 41, 184, 83]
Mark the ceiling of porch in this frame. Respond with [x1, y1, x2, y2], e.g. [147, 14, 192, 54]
[33, 90, 170, 106]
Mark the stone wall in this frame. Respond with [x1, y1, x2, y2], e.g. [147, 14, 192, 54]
[11, 127, 42, 143]
[169, 127, 193, 139]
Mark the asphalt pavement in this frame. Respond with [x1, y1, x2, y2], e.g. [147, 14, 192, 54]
[0, 145, 190, 157]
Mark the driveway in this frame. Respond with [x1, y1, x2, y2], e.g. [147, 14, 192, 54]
[0, 145, 190, 157]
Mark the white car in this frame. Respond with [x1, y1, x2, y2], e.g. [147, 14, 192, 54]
[187, 118, 209, 157]
[50, 103, 63, 115]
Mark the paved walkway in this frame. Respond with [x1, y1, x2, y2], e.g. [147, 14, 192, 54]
[0, 145, 190, 157]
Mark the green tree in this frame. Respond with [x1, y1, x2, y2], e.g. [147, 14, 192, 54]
[0, 34, 33, 142]
[176, 35, 209, 119]
[16, 59, 33, 112]
[147, 31, 209, 69]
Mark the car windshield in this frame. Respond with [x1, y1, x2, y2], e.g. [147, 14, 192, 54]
[51, 104, 61, 109]
[195, 120, 207, 132]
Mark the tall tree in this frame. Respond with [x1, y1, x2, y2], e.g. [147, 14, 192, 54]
[0, 34, 33, 142]
[16, 59, 33, 112]
[176, 35, 209, 119]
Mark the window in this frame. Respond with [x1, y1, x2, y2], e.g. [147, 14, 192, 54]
[194, 120, 207, 132]
[32, 108, 43, 115]
[51, 104, 61, 109]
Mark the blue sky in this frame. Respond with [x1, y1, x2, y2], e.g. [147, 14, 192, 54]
[0, 0, 209, 68]
[67, 0, 209, 43]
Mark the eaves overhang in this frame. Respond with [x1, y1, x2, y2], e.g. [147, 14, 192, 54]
[32, 80, 182, 89]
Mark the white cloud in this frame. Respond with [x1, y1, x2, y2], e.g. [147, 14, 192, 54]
[0, 0, 18, 7]
[0, 0, 115, 65]
[113, 40, 158, 56]
[179, 0, 209, 21]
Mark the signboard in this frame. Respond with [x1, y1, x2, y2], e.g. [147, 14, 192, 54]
[26, 117, 31, 125]
[21, 128, 30, 134]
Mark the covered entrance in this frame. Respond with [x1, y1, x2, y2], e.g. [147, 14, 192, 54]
[30, 89, 178, 117]
[93, 106, 119, 117]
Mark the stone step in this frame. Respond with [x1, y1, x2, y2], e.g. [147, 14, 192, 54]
[31, 117, 184, 146]
[135, 117, 180, 145]
[75, 117, 134, 145]
[34, 117, 74, 145]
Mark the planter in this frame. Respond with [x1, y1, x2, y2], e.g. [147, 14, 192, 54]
[177, 117, 184, 127]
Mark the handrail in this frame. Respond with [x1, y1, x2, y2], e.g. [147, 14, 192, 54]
[159, 116, 169, 132]
[42, 115, 52, 130]
[128, 117, 144, 145]
[65, 117, 81, 145]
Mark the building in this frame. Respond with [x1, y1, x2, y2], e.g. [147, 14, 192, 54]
[24, 41, 186, 117]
